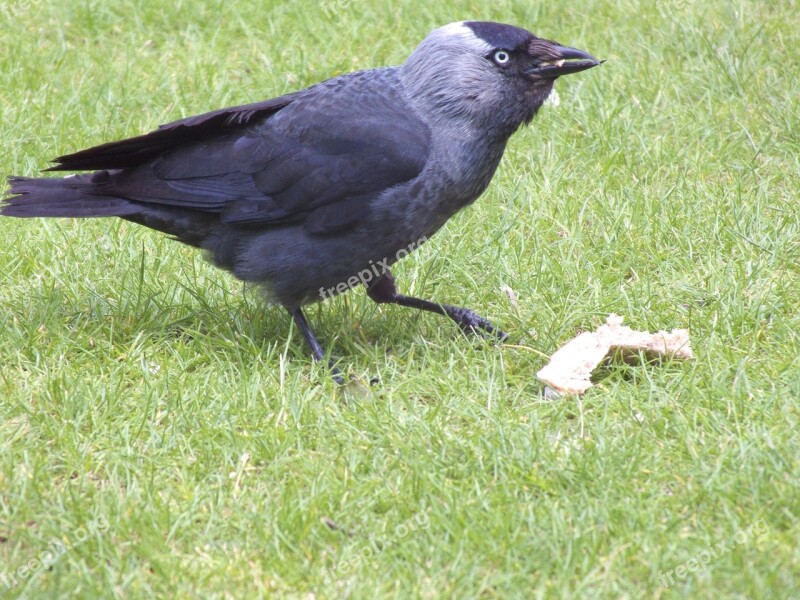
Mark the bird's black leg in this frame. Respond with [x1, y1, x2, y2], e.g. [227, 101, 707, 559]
[288, 307, 344, 384]
[366, 269, 508, 341]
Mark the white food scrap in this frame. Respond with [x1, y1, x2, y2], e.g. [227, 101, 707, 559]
[537, 314, 693, 396]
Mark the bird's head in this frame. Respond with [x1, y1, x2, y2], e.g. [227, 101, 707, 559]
[401, 21, 600, 135]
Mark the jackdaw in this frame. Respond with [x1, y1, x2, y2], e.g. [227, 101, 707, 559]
[2, 21, 600, 382]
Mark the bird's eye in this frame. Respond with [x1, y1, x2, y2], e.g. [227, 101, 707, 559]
[492, 50, 511, 66]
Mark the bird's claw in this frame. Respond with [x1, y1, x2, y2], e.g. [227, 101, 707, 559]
[447, 307, 508, 341]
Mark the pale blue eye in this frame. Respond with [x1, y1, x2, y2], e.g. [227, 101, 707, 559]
[493, 50, 510, 65]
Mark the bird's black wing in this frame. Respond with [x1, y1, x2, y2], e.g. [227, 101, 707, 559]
[54, 69, 431, 235]
[46, 92, 303, 172]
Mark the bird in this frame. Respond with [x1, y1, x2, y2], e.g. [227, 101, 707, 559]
[2, 21, 600, 383]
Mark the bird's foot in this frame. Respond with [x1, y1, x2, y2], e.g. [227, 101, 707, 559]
[365, 270, 509, 342]
[329, 362, 345, 385]
[445, 306, 508, 341]
[289, 307, 347, 385]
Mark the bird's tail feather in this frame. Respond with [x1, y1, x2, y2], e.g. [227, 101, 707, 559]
[2, 175, 140, 218]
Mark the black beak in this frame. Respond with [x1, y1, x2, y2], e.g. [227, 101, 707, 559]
[526, 45, 602, 79]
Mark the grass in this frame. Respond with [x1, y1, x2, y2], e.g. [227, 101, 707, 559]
[1, 0, 798, 597]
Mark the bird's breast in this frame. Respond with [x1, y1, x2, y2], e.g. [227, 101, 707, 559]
[421, 133, 507, 221]
[369, 133, 508, 258]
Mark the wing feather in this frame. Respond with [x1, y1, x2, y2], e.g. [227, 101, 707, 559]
[52, 68, 431, 235]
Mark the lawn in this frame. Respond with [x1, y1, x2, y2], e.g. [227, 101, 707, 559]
[1, 0, 798, 598]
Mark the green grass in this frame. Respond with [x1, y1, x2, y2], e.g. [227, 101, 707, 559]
[1, 0, 798, 598]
